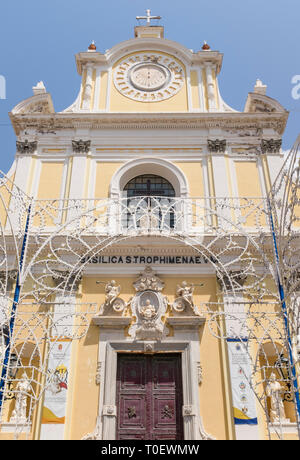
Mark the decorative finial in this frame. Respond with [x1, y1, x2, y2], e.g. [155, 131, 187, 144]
[202, 41, 211, 51]
[254, 78, 267, 95]
[136, 9, 161, 25]
[32, 81, 46, 95]
[88, 41, 96, 51]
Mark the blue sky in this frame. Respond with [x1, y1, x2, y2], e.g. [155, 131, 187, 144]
[0, 0, 299, 174]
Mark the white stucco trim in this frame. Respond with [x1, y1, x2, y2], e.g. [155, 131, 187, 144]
[2, 159, 16, 181]
[106, 37, 193, 69]
[109, 157, 189, 199]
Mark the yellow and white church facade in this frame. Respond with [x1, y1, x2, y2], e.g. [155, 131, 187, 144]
[0, 12, 299, 441]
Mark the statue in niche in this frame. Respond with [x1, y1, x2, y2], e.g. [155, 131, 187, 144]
[105, 280, 121, 306]
[172, 280, 204, 315]
[176, 281, 195, 307]
[97, 280, 126, 315]
[140, 299, 157, 320]
[266, 373, 288, 423]
[129, 272, 168, 341]
[10, 373, 31, 424]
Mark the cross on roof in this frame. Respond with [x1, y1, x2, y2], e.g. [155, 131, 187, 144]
[136, 9, 161, 25]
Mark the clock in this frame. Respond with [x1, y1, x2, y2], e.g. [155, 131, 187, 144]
[113, 53, 184, 102]
[129, 63, 170, 92]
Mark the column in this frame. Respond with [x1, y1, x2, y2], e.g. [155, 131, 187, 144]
[82, 65, 93, 111]
[208, 139, 233, 230]
[66, 139, 90, 226]
[205, 64, 217, 112]
[5, 142, 35, 233]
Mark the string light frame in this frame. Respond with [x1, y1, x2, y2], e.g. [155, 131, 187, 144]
[0, 138, 299, 439]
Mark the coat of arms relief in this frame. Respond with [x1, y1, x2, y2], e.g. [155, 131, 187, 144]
[96, 266, 203, 341]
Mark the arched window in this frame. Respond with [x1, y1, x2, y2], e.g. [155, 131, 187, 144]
[122, 174, 176, 230]
[124, 174, 175, 198]
[109, 157, 189, 200]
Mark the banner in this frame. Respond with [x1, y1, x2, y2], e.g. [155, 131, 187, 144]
[42, 340, 71, 424]
[227, 339, 258, 425]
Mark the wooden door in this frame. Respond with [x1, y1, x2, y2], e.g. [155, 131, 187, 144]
[116, 354, 184, 440]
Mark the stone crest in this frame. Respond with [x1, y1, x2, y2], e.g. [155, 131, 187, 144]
[129, 268, 168, 341]
[133, 266, 164, 292]
[95, 267, 205, 338]
[129, 289, 168, 341]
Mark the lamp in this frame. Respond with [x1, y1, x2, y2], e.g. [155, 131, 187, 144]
[275, 352, 293, 402]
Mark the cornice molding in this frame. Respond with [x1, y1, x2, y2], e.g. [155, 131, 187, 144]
[9, 111, 289, 136]
[244, 92, 288, 114]
[75, 37, 224, 74]
[11, 92, 55, 116]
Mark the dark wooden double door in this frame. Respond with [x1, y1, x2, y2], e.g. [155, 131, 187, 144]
[116, 353, 184, 440]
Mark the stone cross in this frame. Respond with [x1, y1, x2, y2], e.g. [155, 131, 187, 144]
[136, 9, 161, 25]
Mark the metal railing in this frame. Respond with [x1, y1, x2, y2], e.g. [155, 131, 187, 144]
[29, 196, 269, 236]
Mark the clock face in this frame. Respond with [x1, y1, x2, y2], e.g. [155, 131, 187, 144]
[129, 63, 170, 91]
[113, 53, 184, 102]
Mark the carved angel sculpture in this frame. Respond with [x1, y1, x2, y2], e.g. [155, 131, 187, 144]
[105, 280, 121, 306]
[176, 281, 194, 307]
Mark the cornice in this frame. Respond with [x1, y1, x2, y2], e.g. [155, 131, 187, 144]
[9, 111, 289, 136]
[244, 92, 288, 114]
[77, 37, 223, 72]
[11, 92, 55, 116]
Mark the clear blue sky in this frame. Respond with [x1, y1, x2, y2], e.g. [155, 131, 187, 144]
[0, 0, 299, 174]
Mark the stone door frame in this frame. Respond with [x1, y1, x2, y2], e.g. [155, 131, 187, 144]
[93, 325, 214, 440]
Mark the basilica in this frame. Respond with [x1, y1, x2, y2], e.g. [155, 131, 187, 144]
[0, 11, 299, 441]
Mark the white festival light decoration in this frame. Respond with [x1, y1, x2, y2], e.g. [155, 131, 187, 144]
[0, 138, 300, 439]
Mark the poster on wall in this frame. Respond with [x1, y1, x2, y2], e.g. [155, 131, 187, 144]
[227, 339, 258, 425]
[42, 340, 71, 424]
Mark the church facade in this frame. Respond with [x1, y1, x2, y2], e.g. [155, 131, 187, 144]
[0, 13, 299, 441]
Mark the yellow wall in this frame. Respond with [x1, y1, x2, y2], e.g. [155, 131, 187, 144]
[33, 162, 65, 227]
[37, 162, 64, 200]
[68, 274, 229, 440]
[95, 162, 122, 197]
[0, 171, 16, 229]
[109, 51, 188, 112]
[234, 161, 263, 227]
[93, 160, 205, 198]
[98, 72, 108, 110]
[32, 158, 207, 202]
[235, 161, 262, 197]
[190, 71, 200, 110]
[175, 162, 204, 197]
[202, 69, 209, 111]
